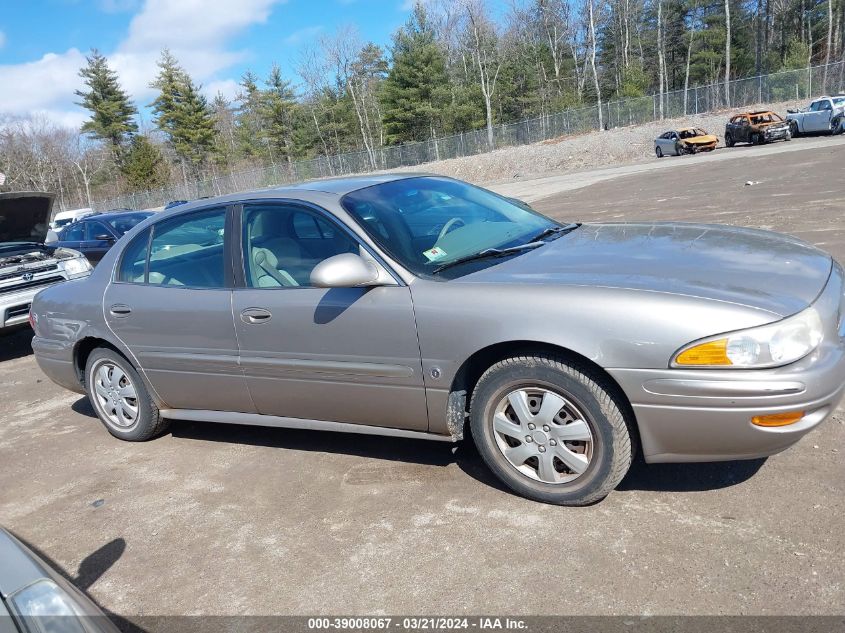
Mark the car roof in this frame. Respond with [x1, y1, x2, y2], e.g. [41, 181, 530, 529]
[156, 173, 432, 218]
[84, 210, 152, 222]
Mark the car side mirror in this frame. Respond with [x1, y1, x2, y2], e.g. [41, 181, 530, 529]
[94, 234, 114, 242]
[310, 253, 380, 288]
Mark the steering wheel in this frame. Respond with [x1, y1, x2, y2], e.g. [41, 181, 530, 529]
[438, 217, 466, 241]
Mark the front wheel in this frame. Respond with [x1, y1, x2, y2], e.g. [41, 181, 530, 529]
[832, 117, 844, 135]
[725, 133, 735, 147]
[469, 354, 635, 506]
[789, 121, 799, 138]
[85, 348, 170, 441]
[655, 146, 663, 158]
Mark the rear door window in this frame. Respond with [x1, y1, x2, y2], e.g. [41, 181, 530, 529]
[146, 208, 227, 288]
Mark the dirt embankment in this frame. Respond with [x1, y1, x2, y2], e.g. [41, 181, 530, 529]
[395, 101, 796, 184]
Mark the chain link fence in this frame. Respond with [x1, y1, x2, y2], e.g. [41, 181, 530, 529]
[93, 60, 845, 211]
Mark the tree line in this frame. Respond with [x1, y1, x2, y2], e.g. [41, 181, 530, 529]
[2, 0, 844, 210]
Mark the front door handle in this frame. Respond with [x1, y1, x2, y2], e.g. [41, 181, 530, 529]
[109, 304, 131, 317]
[240, 307, 272, 324]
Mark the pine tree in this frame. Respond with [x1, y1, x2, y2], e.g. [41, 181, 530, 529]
[262, 65, 300, 163]
[149, 49, 184, 139]
[381, 4, 450, 144]
[149, 50, 217, 173]
[75, 49, 137, 154]
[172, 77, 218, 170]
[123, 135, 167, 191]
[235, 71, 268, 160]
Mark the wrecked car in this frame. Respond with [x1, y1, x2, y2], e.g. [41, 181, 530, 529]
[0, 192, 92, 332]
[786, 95, 845, 136]
[654, 128, 718, 157]
[725, 111, 791, 146]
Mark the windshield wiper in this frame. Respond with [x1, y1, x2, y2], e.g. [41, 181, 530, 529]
[433, 242, 544, 274]
[525, 222, 581, 243]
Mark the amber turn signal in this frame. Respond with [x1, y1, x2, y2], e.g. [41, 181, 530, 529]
[751, 411, 805, 427]
[674, 338, 732, 366]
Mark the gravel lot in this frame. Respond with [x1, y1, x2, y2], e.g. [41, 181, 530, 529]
[1, 134, 843, 625]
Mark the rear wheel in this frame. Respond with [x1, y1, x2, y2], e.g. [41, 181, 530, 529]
[84, 348, 169, 441]
[725, 133, 735, 147]
[469, 354, 635, 506]
[655, 146, 663, 158]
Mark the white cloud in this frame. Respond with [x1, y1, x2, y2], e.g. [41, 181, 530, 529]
[0, 0, 287, 128]
[0, 30, 6, 49]
[121, 0, 280, 52]
[0, 49, 87, 113]
[284, 25, 323, 46]
[203, 78, 241, 102]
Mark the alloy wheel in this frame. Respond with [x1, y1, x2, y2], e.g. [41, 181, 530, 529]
[90, 360, 139, 428]
[491, 387, 594, 484]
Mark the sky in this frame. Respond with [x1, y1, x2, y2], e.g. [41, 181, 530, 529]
[0, 0, 418, 129]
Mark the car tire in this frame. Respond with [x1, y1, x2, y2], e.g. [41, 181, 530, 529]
[789, 121, 799, 137]
[84, 348, 169, 441]
[725, 133, 735, 147]
[751, 133, 762, 145]
[832, 117, 844, 135]
[469, 354, 635, 506]
[655, 146, 663, 158]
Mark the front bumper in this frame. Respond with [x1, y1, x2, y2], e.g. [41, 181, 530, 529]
[765, 127, 790, 141]
[609, 265, 845, 463]
[0, 285, 57, 329]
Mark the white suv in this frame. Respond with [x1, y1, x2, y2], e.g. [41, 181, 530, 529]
[0, 192, 92, 331]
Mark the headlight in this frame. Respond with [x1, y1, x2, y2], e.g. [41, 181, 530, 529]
[10, 579, 88, 633]
[672, 307, 823, 368]
[62, 256, 92, 276]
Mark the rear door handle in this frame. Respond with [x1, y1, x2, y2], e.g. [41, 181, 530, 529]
[240, 307, 272, 324]
[109, 304, 131, 317]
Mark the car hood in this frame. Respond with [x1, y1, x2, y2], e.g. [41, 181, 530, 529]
[684, 135, 717, 144]
[460, 222, 832, 317]
[0, 191, 53, 246]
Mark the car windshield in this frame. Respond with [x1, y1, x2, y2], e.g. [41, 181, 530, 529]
[341, 176, 561, 278]
[834, 97, 845, 107]
[53, 218, 73, 228]
[108, 212, 152, 236]
[751, 112, 782, 124]
[679, 129, 706, 139]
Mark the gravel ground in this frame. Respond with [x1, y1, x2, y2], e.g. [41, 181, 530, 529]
[0, 136, 843, 625]
[398, 101, 797, 183]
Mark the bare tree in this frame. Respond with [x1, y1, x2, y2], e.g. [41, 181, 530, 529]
[657, 0, 665, 118]
[725, 0, 731, 106]
[321, 26, 385, 169]
[70, 135, 108, 208]
[588, 0, 603, 129]
[823, 0, 834, 91]
[463, 0, 503, 149]
[683, 2, 700, 115]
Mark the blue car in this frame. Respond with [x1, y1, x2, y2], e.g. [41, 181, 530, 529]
[52, 211, 153, 265]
